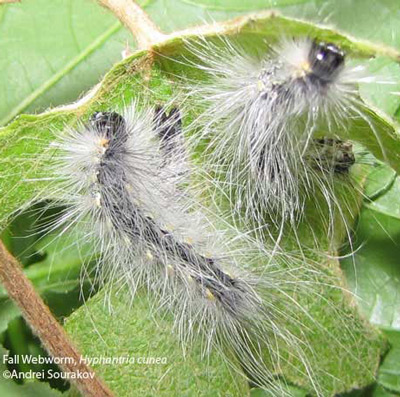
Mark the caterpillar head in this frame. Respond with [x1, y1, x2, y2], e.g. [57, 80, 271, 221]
[308, 41, 345, 84]
[90, 112, 128, 145]
[259, 39, 347, 99]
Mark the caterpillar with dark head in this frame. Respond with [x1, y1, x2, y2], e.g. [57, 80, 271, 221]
[184, 37, 381, 237]
[45, 103, 338, 395]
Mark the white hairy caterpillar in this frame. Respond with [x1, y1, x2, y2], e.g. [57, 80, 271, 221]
[182, 36, 385, 238]
[24, 101, 369, 396]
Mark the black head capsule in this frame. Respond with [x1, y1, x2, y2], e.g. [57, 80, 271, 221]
[90, 111, 128, 145]
[308, 41, 345, 84]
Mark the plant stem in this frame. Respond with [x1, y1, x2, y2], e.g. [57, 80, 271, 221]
[97, 0, 166, 49]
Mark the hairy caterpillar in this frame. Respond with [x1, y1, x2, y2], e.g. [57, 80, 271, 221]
[38, 102, 325, 395]
[182, 36, 383, 239]
[16, 100, 375, 396]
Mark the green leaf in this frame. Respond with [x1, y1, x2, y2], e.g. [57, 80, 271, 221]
[21, 230, 93, 295]
[373, 385, 400, 397]
[65, 288, 250, 396]
[173, 0, 310, 11]
[341, 179, 400, 329]
[358, 58, 400, 118]
[251, 385, 307, 396]
[341, 171, 400, 394]
[283, 0, 400, 50]
[0, 0, 135, 126]
[379, 330, 400, 393]
[0, 9, 396, 396]
[365, 176, 400, 221]
[363, 162, 397, 201]
[0, 300, 20, 335]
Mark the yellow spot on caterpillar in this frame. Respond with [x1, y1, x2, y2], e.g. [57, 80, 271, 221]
[205, 288, 215, 301]
[294, 61, 311, 78]
[146, 251, 153, 260]
[99, 137, 110, 148]
[105, 218, 113, 230]
[184, 237, 193, 245]
[167, 265, 174, 276]
[164, 224, 174, 232]
[94, 192, 101, 207]
[257, 80, 265, 92]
